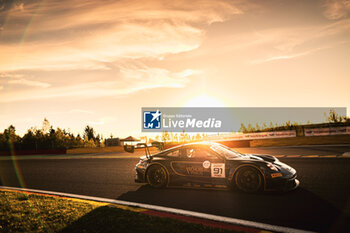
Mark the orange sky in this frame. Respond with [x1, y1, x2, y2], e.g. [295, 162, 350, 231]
[0, 0, 349, 137]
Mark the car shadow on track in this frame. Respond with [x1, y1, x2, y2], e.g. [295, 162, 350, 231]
[117, 185, 350, 233]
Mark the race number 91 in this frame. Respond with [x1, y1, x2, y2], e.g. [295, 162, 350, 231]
[211, 163, 225, 178]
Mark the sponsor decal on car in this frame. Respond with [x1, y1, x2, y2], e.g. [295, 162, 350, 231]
[186, 166, 205, 175]
[202, 160, 211, 169]
[211, 163, 225, 178]
[271, 173, 282, 178]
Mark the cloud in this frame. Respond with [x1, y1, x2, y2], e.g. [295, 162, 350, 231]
[244, 18, 350, 64]
[323, 0, 350, 20]
[0, 67, 201, 103]
[0, 0, 242, 72]
[251, 53, 309, 64]
[87, 117, 116, 126]
[0, 73, 24, 78]
[0, 0, 242, 103]
[0, 86, 3, 90]
[8, 78, 51, 88]
[68, 109, 94, 114]
[251, 46, 331, 64]
[46, 109, 94, 116]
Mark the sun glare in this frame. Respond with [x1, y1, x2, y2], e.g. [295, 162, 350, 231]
[184, 93, 225, 107]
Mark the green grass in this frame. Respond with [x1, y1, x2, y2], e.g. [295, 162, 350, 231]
[0, 190, 240, 233]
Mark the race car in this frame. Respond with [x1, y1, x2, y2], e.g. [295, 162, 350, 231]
[134, 141, 299, 193]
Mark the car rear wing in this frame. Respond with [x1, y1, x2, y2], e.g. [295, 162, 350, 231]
[136, 143, 151, 159]
[123, 143, 151, 159]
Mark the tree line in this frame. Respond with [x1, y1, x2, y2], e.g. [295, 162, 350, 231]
[156, 130, 208, 144]
[1, 110, 348, 151]
[0, 119, 103, 151]
[238, 109, 350, 133]
[158, 109, 350, 144]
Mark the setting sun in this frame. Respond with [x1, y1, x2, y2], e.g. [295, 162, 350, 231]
[184, 93, 226, 107]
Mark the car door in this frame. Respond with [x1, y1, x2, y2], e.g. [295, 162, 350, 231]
[170, 146, 225, 183]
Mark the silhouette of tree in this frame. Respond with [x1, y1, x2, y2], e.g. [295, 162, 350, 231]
[161, 131, 170, 144]
[84, 125, 95, 141]
[239, 123, 248, 133]
[42, 118, 51, 134]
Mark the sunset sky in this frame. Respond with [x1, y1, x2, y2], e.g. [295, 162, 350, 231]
[0, 0, 349, 137]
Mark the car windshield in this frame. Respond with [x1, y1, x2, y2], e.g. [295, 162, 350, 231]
[210, 144, 245, 159]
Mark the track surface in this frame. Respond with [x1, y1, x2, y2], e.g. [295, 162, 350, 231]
[1, 145, 350, 232]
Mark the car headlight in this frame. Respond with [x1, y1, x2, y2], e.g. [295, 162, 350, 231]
[266, 162, 278, 171]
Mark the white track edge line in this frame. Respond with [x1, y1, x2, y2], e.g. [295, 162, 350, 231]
[0, 186, 314, 233]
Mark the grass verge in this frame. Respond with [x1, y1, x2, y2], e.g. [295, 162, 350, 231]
[0, 190, 240, 233]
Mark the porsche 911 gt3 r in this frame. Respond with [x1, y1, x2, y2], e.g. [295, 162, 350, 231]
[135, 142, 299, 193]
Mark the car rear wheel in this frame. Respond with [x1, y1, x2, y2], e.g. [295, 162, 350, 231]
[146, 165, 168, 188]
[235, 166, 263, 193]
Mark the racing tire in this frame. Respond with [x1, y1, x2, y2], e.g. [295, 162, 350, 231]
[146, 165, 168, 188]
[234, 166, 263, 193]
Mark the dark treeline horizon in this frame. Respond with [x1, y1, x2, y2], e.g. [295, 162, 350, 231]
[1, 110, 349, 152]
[0, 118, 103, 151]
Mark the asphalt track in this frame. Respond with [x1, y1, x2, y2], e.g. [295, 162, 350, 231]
[1, 145, 350, 232]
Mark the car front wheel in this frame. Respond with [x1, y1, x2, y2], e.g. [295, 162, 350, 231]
[235, 166, 263, 193]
